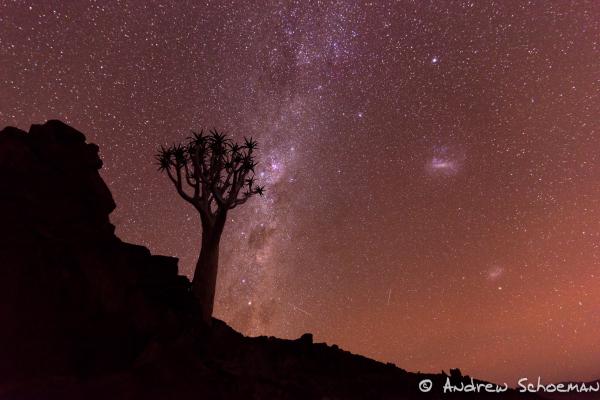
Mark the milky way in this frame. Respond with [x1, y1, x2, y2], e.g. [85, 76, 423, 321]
[1, 1, 599, 384]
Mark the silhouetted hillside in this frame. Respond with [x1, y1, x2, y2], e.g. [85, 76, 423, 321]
[0, 120, 549, 399]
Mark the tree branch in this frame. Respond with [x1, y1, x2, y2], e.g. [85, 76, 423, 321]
[166, 165, 194, 203]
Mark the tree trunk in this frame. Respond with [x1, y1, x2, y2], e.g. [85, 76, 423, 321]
[192, 210, 227, 325]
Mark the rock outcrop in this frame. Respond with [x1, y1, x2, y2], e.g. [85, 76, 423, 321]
[0, 121, 539, 399]
[0, 120, 193, 383]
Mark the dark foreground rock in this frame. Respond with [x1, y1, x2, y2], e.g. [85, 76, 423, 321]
[0, 120, 542, 399]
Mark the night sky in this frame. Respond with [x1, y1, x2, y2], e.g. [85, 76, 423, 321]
[1, 0, 599, 385]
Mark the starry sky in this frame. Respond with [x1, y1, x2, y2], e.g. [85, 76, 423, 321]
[1, 0, 600, 385]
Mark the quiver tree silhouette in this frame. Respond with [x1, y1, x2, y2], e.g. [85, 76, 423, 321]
[156, 129, 264, 324]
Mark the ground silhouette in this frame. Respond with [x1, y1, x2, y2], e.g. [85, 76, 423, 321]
[0, 120, 550, 399]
